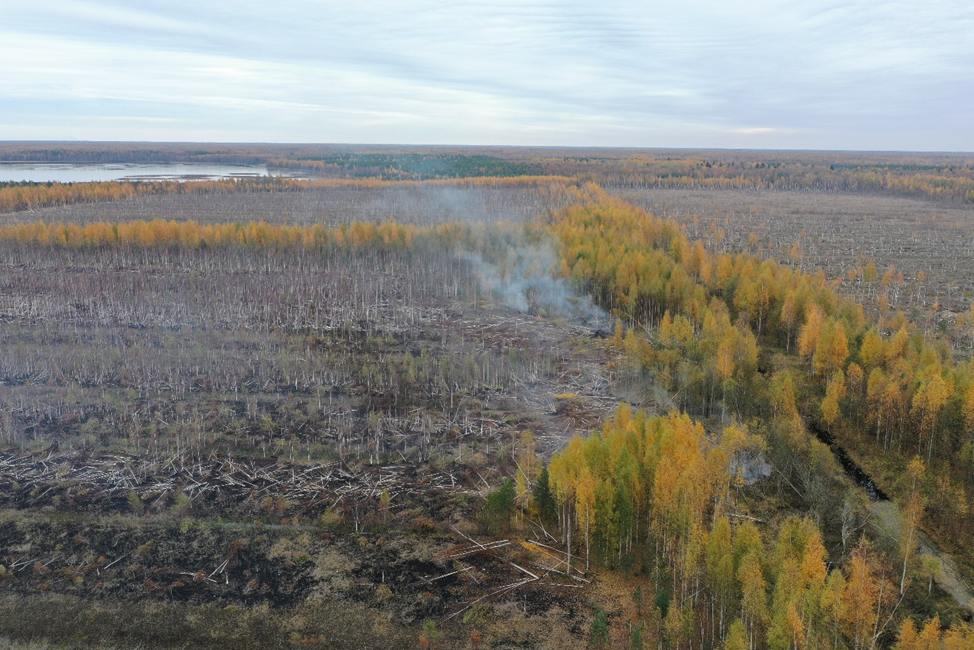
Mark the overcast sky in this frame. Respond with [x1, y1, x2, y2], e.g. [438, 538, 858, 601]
[2, 0, 972, 150]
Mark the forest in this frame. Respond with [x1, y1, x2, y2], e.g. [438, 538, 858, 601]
[3, 142, 973, 201]
[0, 145, 973, 649]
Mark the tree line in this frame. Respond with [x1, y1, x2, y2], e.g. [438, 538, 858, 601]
[546, 190, 974, 535]
[540, 405, 972, 650]
[516, 189, 974, 647]
[0, 176, 573, 215]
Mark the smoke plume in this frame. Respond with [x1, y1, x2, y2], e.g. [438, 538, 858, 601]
[458, 241, 607, 325]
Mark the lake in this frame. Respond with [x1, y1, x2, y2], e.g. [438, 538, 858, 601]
[0, 162, 308, 183]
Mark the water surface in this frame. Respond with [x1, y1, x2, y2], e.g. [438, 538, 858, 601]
[0, 162, 306, 183]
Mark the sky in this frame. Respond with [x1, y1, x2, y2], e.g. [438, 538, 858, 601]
[2, 0, 973, 150]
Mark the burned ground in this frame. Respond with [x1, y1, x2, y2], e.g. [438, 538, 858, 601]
[0, 185, 638, 648]
[0, 184, 571, 228]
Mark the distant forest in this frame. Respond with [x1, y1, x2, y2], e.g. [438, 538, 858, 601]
[2, 143, 973, 201]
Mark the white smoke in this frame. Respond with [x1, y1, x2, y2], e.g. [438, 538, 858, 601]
[458, 241, 608, 325]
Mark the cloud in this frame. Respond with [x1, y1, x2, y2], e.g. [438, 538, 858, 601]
[1, 0, 973, 149]
[732, 128, 796, 136]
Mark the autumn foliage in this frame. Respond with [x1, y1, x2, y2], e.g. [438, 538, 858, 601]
[544, 194, 974, 551]
[529, 194, 974, 646]
[543, 404, 923, 650]
[0, 175, 572, 214]
[4, 185, 974, 646]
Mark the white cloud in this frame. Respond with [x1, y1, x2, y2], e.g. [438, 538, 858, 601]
[0, 0, 972, 148]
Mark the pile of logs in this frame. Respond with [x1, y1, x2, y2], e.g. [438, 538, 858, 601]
[434, 528, 589, 623]
[0, 449, 476, 513]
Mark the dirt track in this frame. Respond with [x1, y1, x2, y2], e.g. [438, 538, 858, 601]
[870, 501, 974, 613]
